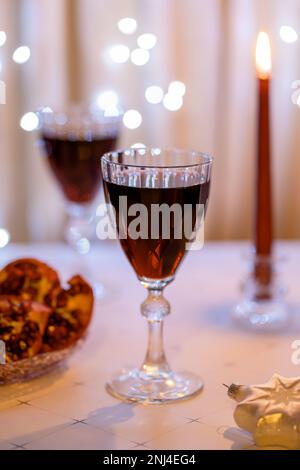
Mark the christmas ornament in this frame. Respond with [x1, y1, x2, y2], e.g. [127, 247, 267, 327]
[226, 374, 300, 450]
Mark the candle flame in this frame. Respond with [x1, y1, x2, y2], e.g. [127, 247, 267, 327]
[256, 32, 272, 79]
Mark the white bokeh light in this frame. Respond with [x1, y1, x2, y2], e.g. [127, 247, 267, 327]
[109, 44, 130, 63]
[77, 238, 91, 255]
[280, 25, 298, 43]
[168, 81, 186, 97]
[0, 228, 10, 248]
[20, 112, 39, 131]
[131, 142, 146, 148]
[152, 148, 161, 156]
[131, 48, 150, 66]
[97, 90, 119, 110]
[41, 106, 53, 113]
[0, 31, 7, 47]
[297, 94, 300, 107]
[13, 46, 31, 64]
[118, 17, 137, 35]
[163, 93, 183, 111]
[137, 33, 157, 50]
[145, 85, 164, 104]
[123, 110, 142, 129]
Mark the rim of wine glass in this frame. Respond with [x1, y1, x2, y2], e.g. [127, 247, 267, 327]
[102, 148, 213, 169]
[38, 104, 123, 130]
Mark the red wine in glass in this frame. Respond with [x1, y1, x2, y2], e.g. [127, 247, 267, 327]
[104, 182, 210, 279]
[43, 135, 117, 204]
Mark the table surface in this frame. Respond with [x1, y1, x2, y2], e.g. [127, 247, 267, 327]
[0, 241, 299, 451]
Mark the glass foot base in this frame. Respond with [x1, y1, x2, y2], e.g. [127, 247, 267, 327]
[233, 299, 289, 331]
[106, 368, 203, 404]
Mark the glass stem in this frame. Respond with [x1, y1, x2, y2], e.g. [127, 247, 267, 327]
[64, 203, 94, 254]
[140, 288, 171, 377]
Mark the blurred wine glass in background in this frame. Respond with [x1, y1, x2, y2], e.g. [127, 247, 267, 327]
[40, 103, 122, 297]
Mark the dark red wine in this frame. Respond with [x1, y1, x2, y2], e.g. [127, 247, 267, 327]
[104, 182, 210, 280]
[43, 135, 117, 204]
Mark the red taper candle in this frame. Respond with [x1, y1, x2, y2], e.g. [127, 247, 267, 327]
[254, 32, 273, 288]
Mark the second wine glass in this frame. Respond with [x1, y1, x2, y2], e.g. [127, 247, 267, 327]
[40, 104, 121, 296]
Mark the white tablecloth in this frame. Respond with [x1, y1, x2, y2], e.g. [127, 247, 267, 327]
[0, 241, 299, 450]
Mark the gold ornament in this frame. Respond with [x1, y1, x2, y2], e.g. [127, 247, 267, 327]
[226, 374, 300, 450]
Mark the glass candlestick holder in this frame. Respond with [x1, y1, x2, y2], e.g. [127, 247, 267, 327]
[233, 253, 288, 331]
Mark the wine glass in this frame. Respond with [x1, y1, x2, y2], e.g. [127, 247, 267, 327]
[102, 148, 213, 404]
[40, 104, 121, 297]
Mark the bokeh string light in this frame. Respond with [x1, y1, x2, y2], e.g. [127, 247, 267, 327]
[123, 109, 142, 129]
[137, 33, 157, 50]
[280, 25, 298, 43]
[145, 86, 164, 104]
[0, 31, 7, 47]
[131, 142, 146, 148]
[97, 90, 119, 110]
[7, 17, 297, 138]
[108, 21, 162, 129]
[20, 112, 39, 131]
[168, 81, 186, 97]
[130, 48, 150, 66]
[0, 228, 10, 248]
[162, 80, 186, 111]
[109, 44, 130, 64]
[41, 106, 53, 114]
[13, 45, 31, 64]
[144, 81, 186, 111]
[163, 93, 183, 111]
[118, 17, 137, 35]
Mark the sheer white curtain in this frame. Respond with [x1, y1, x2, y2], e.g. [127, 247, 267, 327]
[0, 0, 300, 241]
